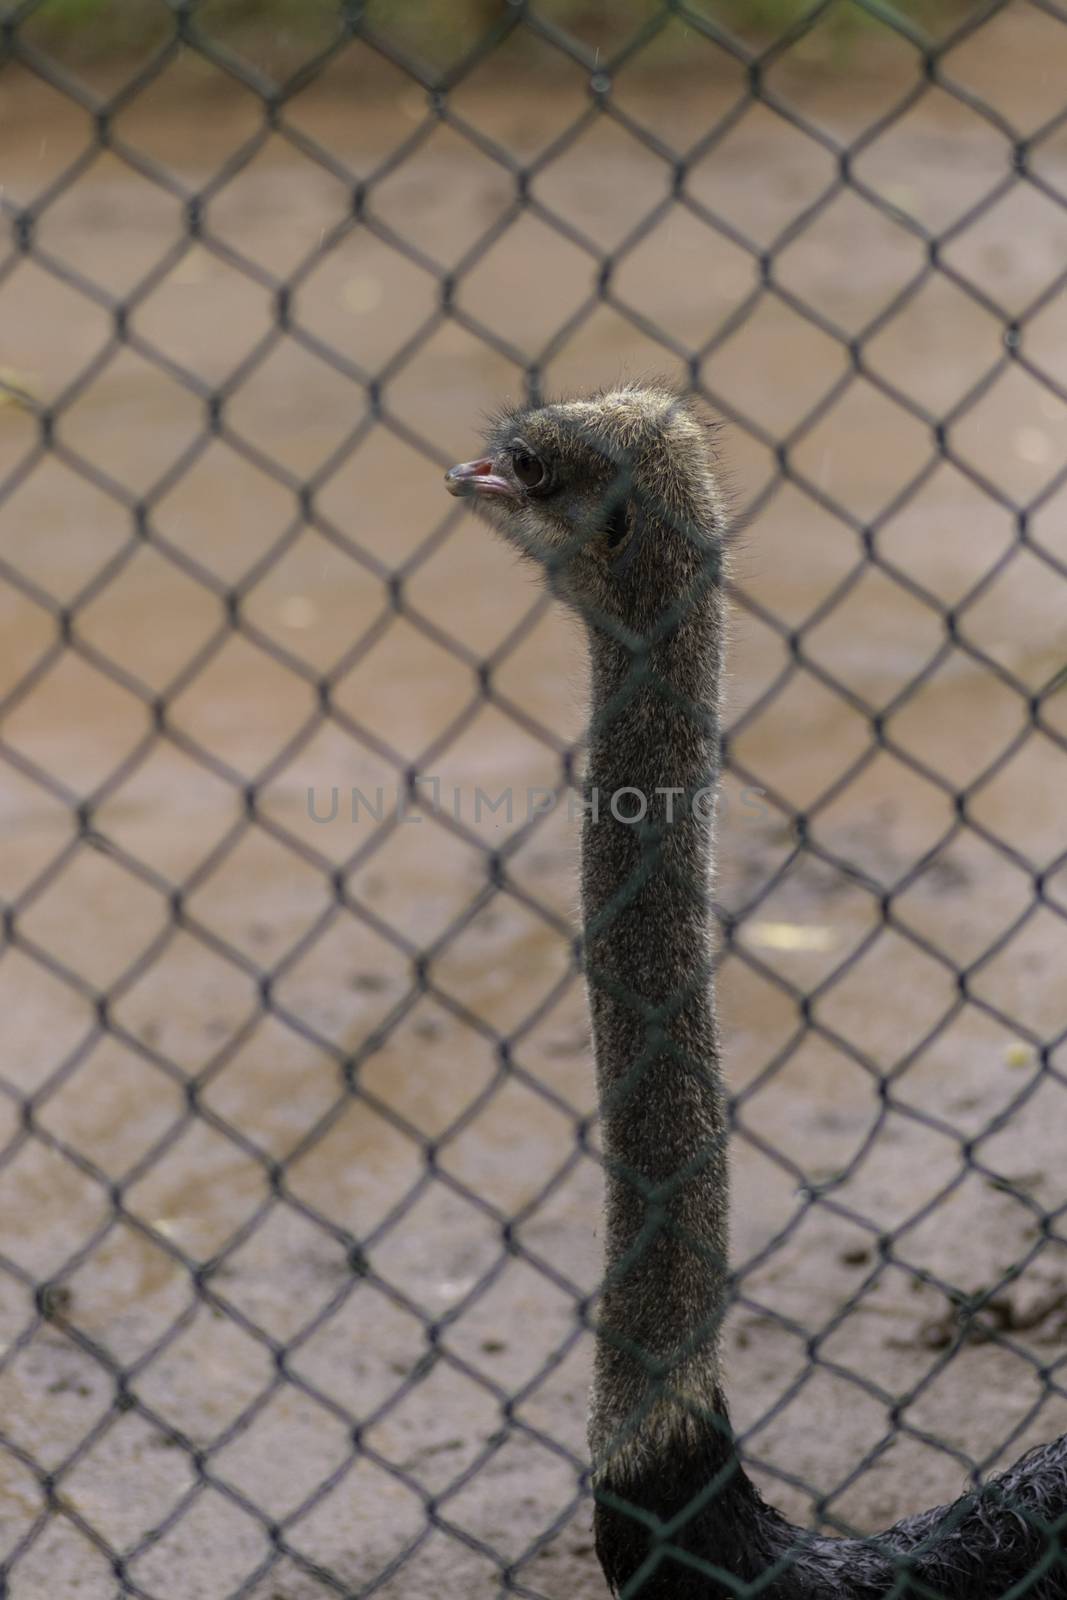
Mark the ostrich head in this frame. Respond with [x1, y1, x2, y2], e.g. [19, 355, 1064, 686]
[445, 384, 726, 634]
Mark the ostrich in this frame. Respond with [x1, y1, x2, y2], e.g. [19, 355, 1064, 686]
[444, 384, 1067, 1598]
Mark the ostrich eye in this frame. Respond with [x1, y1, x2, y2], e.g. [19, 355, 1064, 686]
[512, 450, 545, 490]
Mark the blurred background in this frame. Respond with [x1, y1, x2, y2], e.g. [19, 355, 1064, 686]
[3, 2, 1067, 1596]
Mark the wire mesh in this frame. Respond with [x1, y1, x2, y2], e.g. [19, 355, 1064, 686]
[2, 0, 1067, 1596]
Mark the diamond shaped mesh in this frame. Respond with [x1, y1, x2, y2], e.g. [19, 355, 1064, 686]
[2, 2, 1067, 1597]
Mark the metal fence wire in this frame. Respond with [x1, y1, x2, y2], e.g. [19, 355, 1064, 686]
[3, 0, 1067, 1595]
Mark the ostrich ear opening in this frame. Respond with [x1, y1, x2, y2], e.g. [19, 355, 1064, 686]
[601, 494, 643, 574]
[603, 495, 634, 550]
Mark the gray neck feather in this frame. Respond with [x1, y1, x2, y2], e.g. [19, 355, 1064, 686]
[581, 583, 729, 1482]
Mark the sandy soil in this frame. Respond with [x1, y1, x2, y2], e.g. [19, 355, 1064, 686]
[2, 7, 1067, 1597]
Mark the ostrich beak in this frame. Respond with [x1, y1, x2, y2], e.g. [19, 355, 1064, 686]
[444, 457, 516, 499]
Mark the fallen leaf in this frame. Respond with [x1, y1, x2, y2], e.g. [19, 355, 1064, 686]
[745, 921, 838, 952]
[0, 365, 39, 411]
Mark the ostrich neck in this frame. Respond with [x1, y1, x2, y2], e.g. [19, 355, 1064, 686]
[582, 599, 730, 1475]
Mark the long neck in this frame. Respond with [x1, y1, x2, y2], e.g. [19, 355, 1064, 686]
[579, 529, 1067, 1600]
[582, 585, 730, 1483]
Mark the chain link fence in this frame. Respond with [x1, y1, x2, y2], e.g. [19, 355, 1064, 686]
[2, 0, 1067, 1595]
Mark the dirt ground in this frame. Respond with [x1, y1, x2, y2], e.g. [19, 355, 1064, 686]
[3, 7, 1067, 1598]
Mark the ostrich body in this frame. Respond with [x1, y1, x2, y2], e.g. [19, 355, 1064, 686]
[445, 385, 1067, 1597]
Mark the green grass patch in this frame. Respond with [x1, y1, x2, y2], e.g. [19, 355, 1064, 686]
[4, 0, 975, 74]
